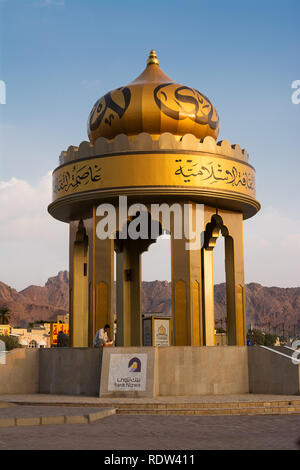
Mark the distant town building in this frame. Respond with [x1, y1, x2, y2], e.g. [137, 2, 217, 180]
[0, 313, 70, 349]
[10, 325, 50, 348]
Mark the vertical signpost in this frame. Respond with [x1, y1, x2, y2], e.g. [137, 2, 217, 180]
[142, 317, 170, 346]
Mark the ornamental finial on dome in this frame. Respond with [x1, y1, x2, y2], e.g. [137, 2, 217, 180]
[147, 50, 159, 66]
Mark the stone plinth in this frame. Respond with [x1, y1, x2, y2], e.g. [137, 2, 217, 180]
[1, 345, 299, 398]
[100, 347, 158, 398]
[99, 346, 249, 398]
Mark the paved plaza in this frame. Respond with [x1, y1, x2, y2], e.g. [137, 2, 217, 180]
[0, 414, 300, 450]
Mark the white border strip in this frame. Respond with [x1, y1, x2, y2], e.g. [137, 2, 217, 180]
[260, 345, 300, 363]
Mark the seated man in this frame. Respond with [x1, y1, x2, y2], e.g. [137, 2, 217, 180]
[93, 324, 113, 347]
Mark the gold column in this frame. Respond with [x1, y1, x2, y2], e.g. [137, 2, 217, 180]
[171, 202, 203, 346]
[218, 209, 246, 346]
[116, 240, 142, 346]
[69, 222, 75, 346]
[93, 207, 114, 339]
[69, 220, 89, 347]
[201, 248, 215, 346]
[200, 206, 219, 346]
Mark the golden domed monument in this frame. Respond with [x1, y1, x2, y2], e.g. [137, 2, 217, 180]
[48, 51, 260, 349]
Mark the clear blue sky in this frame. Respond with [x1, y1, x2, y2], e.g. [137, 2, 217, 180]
[0, 0, 299, 289]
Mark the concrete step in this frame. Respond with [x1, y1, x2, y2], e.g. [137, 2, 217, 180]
[0, 407, 116, 428]
[9, 399, 300, 416]
[86, 400, 300, 411]
[116, 406, 300, 416]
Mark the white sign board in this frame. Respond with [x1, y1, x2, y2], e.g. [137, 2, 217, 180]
[153, 318, 170, 346]
[108, 354, 148, 391]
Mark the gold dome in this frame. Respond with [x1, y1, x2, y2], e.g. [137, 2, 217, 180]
[87, 51, 220, 143]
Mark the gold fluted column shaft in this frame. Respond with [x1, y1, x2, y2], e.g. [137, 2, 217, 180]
[93, 207, 114, 339]
[171, 202, 203, 346]
[201, 248, 215, 345]
[69, 219, 91, 347]
[116, 241, 142, 347]
[218, 209, 246, 346]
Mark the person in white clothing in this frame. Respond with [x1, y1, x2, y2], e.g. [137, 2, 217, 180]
[93, 324, 113, 347]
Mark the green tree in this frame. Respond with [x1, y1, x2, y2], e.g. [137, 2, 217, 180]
[247, 329, 279, 347]
[0, 335, 22, 351]
[264, 333, 278, 347]
[216, 327, 226, 334]
[247, 329, 265, 345]
[0, 307, 10, 325]
[279, 336, 287, 344]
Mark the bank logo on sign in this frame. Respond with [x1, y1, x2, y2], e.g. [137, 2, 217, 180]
[128, 357, 141, 372]
[108, 353, 147, 391]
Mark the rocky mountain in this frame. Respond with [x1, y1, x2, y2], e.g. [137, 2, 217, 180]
[0, 271, 69, 327]
[142, 282, 300, 335]
[0, 271, 300, 335]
